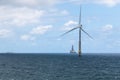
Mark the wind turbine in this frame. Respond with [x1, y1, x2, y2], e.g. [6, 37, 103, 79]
[61, 6, 93, 56]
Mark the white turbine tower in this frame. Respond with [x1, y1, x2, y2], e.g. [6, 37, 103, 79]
[61, 6, 93, 56]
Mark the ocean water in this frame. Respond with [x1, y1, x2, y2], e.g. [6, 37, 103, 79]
[0, 53, 120, 80]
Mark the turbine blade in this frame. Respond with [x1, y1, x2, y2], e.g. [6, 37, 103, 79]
[61, 27, 79, 36]
[80, 27, 93, 39]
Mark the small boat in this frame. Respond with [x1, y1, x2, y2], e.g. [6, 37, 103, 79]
[70, 45, 77, 54]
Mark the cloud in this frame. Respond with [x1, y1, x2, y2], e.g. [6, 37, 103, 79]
[63, 20, 77, 30]
[21, 25, 53, 41]
[0, 0, 58, 7]
[102, 24, 113, 32]
[0, 0, 119, 8]
[30, 25, 53, 35]
[64, 20, 77, 27]
[21, 34, 35, 41]
[68, 0, 120, 7]
[45, 9, 69, 17]
[0, 6, 45, 27]
[0, 29, 12, 38]
[94, 0, 120, 7]
[0, 6, 69, 28]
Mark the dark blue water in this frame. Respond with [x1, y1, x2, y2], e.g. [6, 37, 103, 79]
[0, 53, 120, 80]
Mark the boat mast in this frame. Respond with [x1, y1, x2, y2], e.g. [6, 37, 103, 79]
[72, 45, 74, 51]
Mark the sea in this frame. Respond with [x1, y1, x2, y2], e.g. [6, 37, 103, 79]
[0, 53, 120, 80]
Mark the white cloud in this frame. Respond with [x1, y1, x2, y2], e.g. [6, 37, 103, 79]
[63, 20, 77, 30]
[64, 20, 77, 27]
[20, 25, 53, 41]
[0, 0, 119, 8]
[0, 29, 12, 38]
[21, 34, 35, 41]
[94, 0, 120, 7]
[68, 0, 120, 7]
[102, 24, 113, 32]
[0, 6, 69, 28]
[46, 9, 69, 17]
[0, 6, 45, 27]
[0, 0, 59, 7]
[30, 25, 53, 35]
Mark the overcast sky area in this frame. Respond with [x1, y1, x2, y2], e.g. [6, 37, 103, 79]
[0, 0, 120, 53]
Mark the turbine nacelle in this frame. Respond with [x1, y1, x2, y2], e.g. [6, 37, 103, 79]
[79, 24, 82, 27]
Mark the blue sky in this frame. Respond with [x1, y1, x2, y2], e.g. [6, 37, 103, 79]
[0, 0, 120, 53]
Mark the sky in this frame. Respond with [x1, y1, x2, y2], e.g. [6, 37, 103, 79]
[0, 0, 120, 53]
